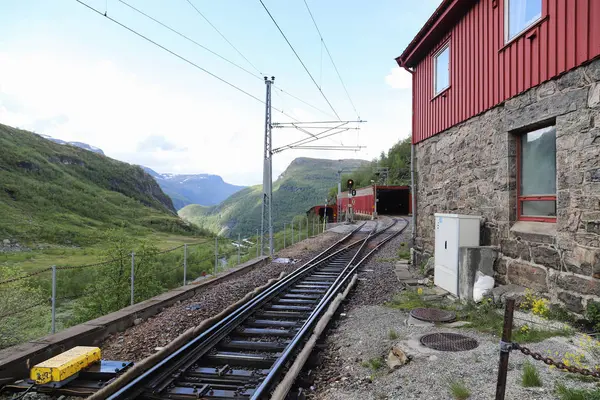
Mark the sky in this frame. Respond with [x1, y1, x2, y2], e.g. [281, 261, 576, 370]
[0, 0, 441, 186]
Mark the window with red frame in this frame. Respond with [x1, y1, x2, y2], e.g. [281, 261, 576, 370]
[517, 125, 556, 222]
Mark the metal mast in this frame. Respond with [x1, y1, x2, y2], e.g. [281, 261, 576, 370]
[261, 76, 274, 256]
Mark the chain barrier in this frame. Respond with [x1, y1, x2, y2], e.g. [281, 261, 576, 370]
[0, 267, 53, 285]
[511, 342, 600, 379]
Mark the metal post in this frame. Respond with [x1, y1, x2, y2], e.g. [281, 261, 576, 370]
[261, 76, 275, 256]
[256, 229, 259, 258]
[51, 265, 56, 334]
[411, 143, 417, 257]
[323, 200, 327, 232]
[214, 236, 218, 274]
[283, 223, 286, 248]
[299, 218, 302, 242]
[183, 244, 187, 286]
[130, 252, 135, 306]
[237, 234, 241, 265]
[495, 298, 515, 400]
[291, 221, 294, 245]
[312, 218, 315, 236]
[337, 178, 342, 223]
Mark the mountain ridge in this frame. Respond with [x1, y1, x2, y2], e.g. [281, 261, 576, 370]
[0, 123, 200, 245]
[142, 167, 246, 210]
[179, 157, 368, 237]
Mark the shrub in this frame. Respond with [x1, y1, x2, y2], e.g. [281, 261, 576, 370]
[521, 361, 543, 387]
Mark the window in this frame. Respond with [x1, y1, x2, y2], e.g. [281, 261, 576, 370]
[517, 126, 556, 222]
[506, 0, 542, 42]
[434, 44, 450, 95]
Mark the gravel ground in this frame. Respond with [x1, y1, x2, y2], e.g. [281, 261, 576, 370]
[101, 229, 348, 361]
[305, 217, 600, 400]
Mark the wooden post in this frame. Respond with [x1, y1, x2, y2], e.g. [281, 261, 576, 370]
[495, 298, 515, 400]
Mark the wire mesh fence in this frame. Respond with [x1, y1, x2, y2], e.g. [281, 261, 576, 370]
[0, 216, 328, 350]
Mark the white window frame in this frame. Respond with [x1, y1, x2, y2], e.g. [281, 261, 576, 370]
[433, 43, 450, 96]
[504, 0, 543, 43]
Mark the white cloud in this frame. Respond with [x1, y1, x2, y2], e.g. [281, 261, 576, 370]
[0, 52, 264, 185]
[385, 67, 412, 89]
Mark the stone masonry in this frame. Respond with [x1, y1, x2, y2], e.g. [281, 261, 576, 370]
[414, 57, 600, 314]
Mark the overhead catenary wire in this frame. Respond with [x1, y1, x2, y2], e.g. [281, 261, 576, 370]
[258, 0, 341, 120]
[185, 0, 263, 76]
[302, 0, 360, 120]
[75, 0, 298, 122]
[117, 0, 333, 119]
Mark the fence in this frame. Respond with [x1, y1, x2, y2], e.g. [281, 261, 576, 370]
[0, 236, 255, 349]
[0, 215, 330, 349]
[495, 298, 600, 399]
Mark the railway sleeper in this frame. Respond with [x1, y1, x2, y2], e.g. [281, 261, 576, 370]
[282, 293, 322, 300]
[275, 298, 318, 304]
[302, 276, 336, 282]
[205, 351, 280, 368]
[164, 385, 254, 399]
[219, 339, 289, 352]
[236, 327, 298, 337]
[245, 319, 300, 328]
[288, 288, 327, 294]
[255, 310, 308, 319]
[266, 304, 313, 311]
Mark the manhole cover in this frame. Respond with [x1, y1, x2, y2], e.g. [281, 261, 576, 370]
[410, 308, 456, 323]
[420, 333, 478, 352]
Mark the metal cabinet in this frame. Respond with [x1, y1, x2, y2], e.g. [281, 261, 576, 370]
[433, 213, 481, 296]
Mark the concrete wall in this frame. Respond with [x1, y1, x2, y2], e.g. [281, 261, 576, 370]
[414, 57, 600, 314]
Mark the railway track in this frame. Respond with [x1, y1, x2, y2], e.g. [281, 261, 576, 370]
[107, 218, 408, 400]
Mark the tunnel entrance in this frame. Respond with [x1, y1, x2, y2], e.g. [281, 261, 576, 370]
[318, 207, 335, 222]
[377, 187, 410, 215]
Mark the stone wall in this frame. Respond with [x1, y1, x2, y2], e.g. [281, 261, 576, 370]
[414, 57, 600, 314]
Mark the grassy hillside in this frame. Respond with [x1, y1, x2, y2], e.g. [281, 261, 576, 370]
[0, 123, 200, 245]
[179, 157, 368, 236]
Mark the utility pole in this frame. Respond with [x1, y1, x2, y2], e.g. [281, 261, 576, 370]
[260, 76, 275, 256]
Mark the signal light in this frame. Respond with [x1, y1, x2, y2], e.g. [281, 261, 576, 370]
[347, 179, 354, 190]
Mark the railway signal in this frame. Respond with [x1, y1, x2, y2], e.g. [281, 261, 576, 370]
[347, 179, 354, 190]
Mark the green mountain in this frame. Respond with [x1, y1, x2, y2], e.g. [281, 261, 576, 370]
[0, 123, 199, 245]
[179, 157, 368, 236]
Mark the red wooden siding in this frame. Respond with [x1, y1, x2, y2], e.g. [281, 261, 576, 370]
[411, 0, 600, 144]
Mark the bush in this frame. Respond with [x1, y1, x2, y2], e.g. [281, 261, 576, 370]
[586, 301, 600, 332]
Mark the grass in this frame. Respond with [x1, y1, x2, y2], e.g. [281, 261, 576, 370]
[387, 290, 574, 343]
[521, 361, 543, 387]
[361, 357, 384, 371]
[388, 329, 399, 340]
[397, 249, 411, 260]
[448, 380, 471, 400]
[556, 383, 600, 400]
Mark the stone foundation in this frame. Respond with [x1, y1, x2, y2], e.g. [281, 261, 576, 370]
[414, 57, 600, 315]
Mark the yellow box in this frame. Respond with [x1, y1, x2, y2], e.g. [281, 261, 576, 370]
[30, 346, 101, 384]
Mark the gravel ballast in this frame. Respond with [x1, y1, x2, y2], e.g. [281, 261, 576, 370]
[306, 217, 599, 400]
[101, 230, 346, 361]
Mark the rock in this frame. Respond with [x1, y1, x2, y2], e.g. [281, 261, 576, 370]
[386, 345, 409, 370]
[558, 291, 584, 313]
[490, 284, 527, 305]
[507, 262, 548, 292]
[133, 318, 143, 326]
[424, 257, 435, 276]
[2, 239, 9, 245]
[428, 355, 438, 361]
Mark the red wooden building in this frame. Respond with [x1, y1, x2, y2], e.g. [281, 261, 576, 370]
[337, 185, 411, 217]
[397, 0, 600, 143]
[396, 0, 600, 311]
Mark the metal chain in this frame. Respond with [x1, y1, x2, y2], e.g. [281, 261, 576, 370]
[513, 343, 600, 378]
[0, 267, 53, 285]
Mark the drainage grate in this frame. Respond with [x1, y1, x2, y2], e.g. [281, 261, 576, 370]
[420, 333, 478, 352]
[410, 308, 456, 323]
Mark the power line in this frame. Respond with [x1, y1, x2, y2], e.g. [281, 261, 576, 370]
[117, 0, 332, 119]
[118, 0, 262, 80]
[258, 0, 341, 120]
[185, 0, 263, 76]
[302, 0, 360, 119]
[75, 0, 300, 121]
